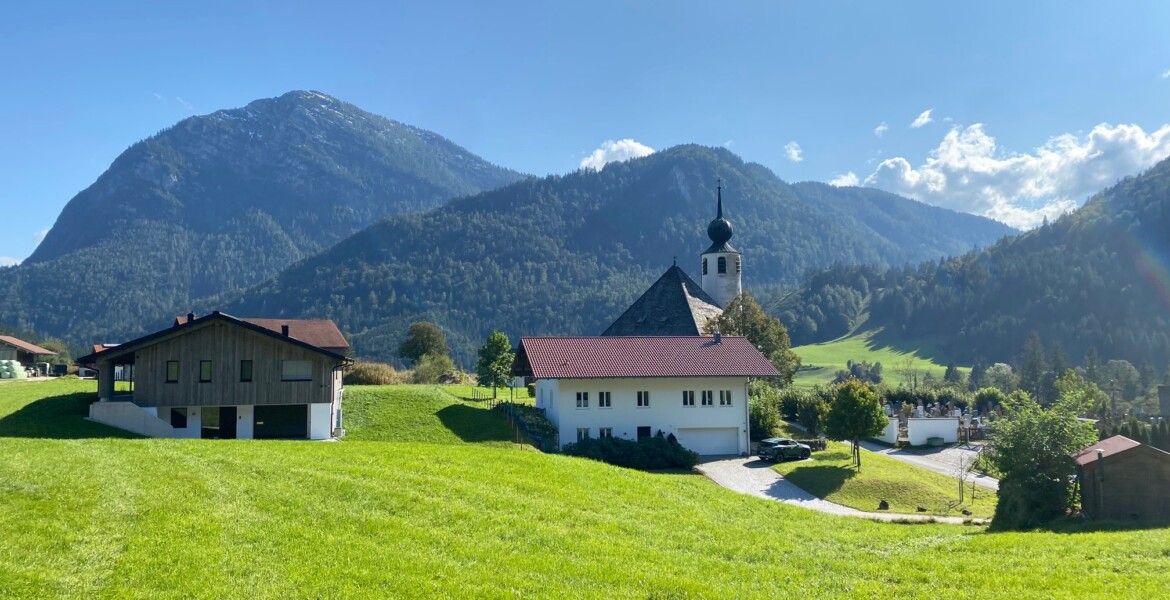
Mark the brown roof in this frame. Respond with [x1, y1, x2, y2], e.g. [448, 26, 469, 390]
[1072, 435, 1142, 466]
[514, 335, 778, 379]
[175, 315, 348, 350]
[0, 335, 56, 355]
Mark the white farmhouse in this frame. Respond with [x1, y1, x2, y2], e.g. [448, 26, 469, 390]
[513, 335, 778, 455]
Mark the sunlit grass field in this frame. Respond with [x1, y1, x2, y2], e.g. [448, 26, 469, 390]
[772, 441, 997, 518]
[1, 379, 1168, 598]
[793, 329, 968, 388]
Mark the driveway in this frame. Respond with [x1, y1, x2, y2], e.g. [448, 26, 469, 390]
[695, 456, 984, 524]
[857, 441, 999, 491]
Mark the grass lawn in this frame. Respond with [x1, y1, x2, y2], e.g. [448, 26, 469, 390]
[342, 385, 529, 445]
[793, 328, 968, 388]
[772, 441, 998, 518]
[441, 383, 534, 405]
[2, 380, 1169, 597]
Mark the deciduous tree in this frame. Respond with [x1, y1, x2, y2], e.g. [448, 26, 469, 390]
[475, 331, 514, 398]
[824, 379, 886, 471]
[706, 292, 800, 385]
[398, 322, 450, 365]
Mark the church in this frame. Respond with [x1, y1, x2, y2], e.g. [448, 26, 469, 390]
[512, 185, 777, 456]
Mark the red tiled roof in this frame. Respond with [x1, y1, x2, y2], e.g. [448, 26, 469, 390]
[0, 335, 56, 355]
[175, 315, 347, 350]
[1072, 435, 1141, 466]
[517, 336, 779, 379]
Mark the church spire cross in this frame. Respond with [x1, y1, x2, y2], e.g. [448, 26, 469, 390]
[716, 178, 724, 219]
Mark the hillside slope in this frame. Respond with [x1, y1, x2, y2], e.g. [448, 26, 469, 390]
[0, 91, 524, 342]
[780, 155, 1170, 366]
[222, 145, 1015, 363]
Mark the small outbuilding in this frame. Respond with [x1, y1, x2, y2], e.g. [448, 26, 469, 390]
[1073, 435, 1170, 522]
[0, 335, 56, 368]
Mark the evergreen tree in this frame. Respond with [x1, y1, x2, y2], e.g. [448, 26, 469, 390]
[1017, 332, 1048, 403]
[943, 362, 963, 385]
[968, 358, 987, 391]
[1082, 347, 1102, 387]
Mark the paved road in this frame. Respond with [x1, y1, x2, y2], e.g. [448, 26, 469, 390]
[857, 441, 1000, 491]
[695, 456, 985, 524]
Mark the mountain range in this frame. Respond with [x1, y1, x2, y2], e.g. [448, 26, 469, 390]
[0, 90, 1019, 363]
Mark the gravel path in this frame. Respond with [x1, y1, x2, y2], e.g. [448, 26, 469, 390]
[695, 456, 984, 524]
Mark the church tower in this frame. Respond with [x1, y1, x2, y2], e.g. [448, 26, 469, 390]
[700, 182, 742, 308]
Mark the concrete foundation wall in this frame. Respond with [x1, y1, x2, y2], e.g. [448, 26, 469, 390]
[874, 418, 898, 444]
[907, 418, 959, 446]
[89, 401, 175, 438]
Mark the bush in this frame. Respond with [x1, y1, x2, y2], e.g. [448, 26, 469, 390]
[344, 362, 406, 385]
[412, 352, 458, 384]
[749, 394, 782, 440]
[796, 393, 830, 436]
[562, 432, 699, 470]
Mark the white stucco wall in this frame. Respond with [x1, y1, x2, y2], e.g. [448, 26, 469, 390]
[874, 418, 898, 444]
[701, 251, 742, 308]
[308, 402, 332, 440]
[88, 401, 175, 438]
[907, 418, 959, 446]
[542, 377, 749, 455]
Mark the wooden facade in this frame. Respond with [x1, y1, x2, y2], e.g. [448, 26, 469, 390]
[1079, 443, 1170, 522]
[89, 316, 347, 408]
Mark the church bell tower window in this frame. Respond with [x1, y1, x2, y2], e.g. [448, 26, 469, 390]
[702, 258, 708, 275]
[736, 257, 741, 273]
[717, 256, 727, 274]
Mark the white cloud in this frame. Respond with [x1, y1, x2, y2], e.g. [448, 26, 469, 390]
[33, 228, 49, 247]
[1162, 68, 1170, 78]
[152, 92, 165, 103]
[723, 140, 735, 148]
[829, 172, 860, 187]
[579, 139, 655, 171]
[911, 109, 934, 128]
[784, 141, 803, 162]
[175, 96, 197, 113]
[860, 122, 1170, 229]
[874, 122, 889, 137]
[0, 257, 19, 267]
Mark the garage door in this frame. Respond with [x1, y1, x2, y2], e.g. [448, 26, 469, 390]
[254, 404, 308, 439]
[676, 427, 739, 455]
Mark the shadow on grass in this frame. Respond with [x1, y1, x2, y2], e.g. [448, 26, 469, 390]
[780, 465, 858, 498]
[0, 392, 140, 439]
[988, 517, 1170, 535]
[864, 328, 956, 365]
[435, 404, 516, 444]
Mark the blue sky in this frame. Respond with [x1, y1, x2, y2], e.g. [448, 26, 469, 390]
[2, 1, 1169, 263]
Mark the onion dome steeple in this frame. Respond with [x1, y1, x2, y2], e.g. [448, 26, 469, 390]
[704, 180, 736, 254]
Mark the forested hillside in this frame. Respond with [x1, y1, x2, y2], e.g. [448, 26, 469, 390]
[222, 145, 1015, 364]
[0, 91, 524, 342]
[779, 155, 1170, 367]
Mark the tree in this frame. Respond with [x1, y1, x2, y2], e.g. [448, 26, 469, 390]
[984, 387, 1097, 530]
[943, 362, 963, 386]
[984, 363, 1017, 392]
[1082, 347, 1102, 387]
[398, 322, 449, 365]
[475, 331, 514, 398]
[1017, 331, 1047, 401]
[1053, 370, 1109, 420]
[968, 358, 987, 391]
[35, 338, 73, 366]
[412, 352, 457, 384]
[706, 292, 800, 384]
[823, 379, 887, 471]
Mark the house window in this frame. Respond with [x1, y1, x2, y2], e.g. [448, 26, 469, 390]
[170, 408, 188, 428]
[682, 390, 695, 407]
[637, 426, 651, 440]
[736, 257, 741, 273]
[702, 258, 708, 275]
[281, 360, 312, 382]
[576, 427, 590, 442]
[599, 427, 613, 439]
[701, 390, 714, 406]
[240, 360, 253, 382]
[199, 360, 212, 383]
[718, 256, 727, 273]
[598, 391, 611, 408]
[576, 391, 589, 408]
[165, 361, 179, 383]
[637, 391, 650, 407]
[720, 390, 732, 406]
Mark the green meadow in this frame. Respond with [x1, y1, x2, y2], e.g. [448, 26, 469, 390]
[1, 379, 1168, 598]
[792, 328, 968, 388]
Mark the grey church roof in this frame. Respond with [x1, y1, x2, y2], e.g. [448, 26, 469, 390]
[601, 265, 724, 336]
